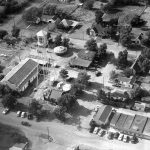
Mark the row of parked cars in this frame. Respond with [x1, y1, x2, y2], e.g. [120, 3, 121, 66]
[93, 127, 138, 144]
[17, 111, 33, 120]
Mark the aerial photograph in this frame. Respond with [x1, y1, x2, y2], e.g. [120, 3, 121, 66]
[1, 0, 150, 150]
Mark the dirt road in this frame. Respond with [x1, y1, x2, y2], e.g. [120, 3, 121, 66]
[0, 110, 149, 150]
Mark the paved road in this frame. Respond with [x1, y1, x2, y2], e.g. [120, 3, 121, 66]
[0, 110, 149, 150]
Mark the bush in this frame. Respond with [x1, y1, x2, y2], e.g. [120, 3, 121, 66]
[0, 30, 8, 39]
[43, 4, 57, 15]
[11, 26, 20, 38]
[83, 0, 94, 10]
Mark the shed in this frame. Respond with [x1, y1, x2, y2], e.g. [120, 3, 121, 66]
[93, 105, 112, 126]
[110, 112, 121, 127]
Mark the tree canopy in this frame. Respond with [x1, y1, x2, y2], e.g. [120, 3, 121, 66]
[118, 49, 128, 68]
[59, 69, 68, 79]
[95, 10, 104, 24]
[83, 0, 94, 10]
[54, 34, 62, 47]
[2, 94, 17, 109]
[85, 38, 97, 51]
[97, 43, 107, 59]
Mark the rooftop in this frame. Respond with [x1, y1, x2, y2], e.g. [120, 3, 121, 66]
[78, 50, 96, 61]
[49, 89, 63, 100]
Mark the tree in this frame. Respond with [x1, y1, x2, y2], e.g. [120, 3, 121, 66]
[62, 38, 70, 48]
[2, 94, 17, 109]
[76, 71, 91, 87]
[123, 68, 134, 77]
[70, 83, 84, 96]
[43, 4, 57, 15]
[83, 0, 94, 10]
[97, 89, 107, 101]
[11, 26, 20, 38]
[54, 34, 62, 46]
[97, 43, 107, 58]
[0, 30, 8, 39]
[54, 106, 66, 121]
[95, 10, 104, 24]
[118, 49, 128, 68]
[22, 7, 42, 24]
[29, 100, 42, 119]
[57, 93, 77, 110]
[59, 69, 68, 79]
[85, 38, 97, 51]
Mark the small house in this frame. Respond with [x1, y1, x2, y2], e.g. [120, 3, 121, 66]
[132, 102, 150, 112]
[36, 30, 48, 47]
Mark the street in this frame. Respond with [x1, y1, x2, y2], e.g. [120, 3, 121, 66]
[0, 110, 150, 150]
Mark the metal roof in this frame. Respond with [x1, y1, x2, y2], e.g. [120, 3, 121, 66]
[110, 112, 121, 127]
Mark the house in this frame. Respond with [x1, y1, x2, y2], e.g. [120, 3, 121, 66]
[93, 105, 112, 126]
[41, 15, 60, 24]
[59, 19, 80, 29]
[117, 76, 136, 88]
[9, 142, 28, 150]
[69, 50, 96, 69]
[1, 58, 38, 92]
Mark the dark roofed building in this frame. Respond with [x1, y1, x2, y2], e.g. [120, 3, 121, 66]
[130, 115, 147, 134]
[110, 112, 121, 127]
[1, 58, 38, 92]
[123, 115, 135, 130]
[93, 105, 112, 126]
[115, 114, 128, 130]
[69, 50, 96, 69]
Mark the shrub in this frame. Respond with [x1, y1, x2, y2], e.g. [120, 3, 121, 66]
[0, 30, 8, 39]
[83, 0, 94, 10]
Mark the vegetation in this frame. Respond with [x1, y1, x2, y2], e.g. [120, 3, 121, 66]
[109, 70, 118, 81]
[97, 43, 107, 59]
[22, 7, 42, 24]
[117, 49, 128, 68]
[29, 100, 43, 120]
[70, 83, 84, 96]
[0, 30, 8, 39]
[95, 10, 104, 24]
[123, 68, 134, 77]
[62, 38, 70, 48]
[2, 94, 17, 109]
[59, 69, 69, 79]
[83, 0, 94, 10]
[54, 34, 62, 47]
[43, 4, 57, 16]
[54, 106, 66, 121]
[85, 38, 97, 51]
[11, 26, 20, 38]
[76, 71, 91, 87]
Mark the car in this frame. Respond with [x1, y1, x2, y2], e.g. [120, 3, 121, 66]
[131, 134, 138, 144]
[114, 132, 120, 139]
[95, 71, 101, 77]
[123, 134, 128, 142]
[98, 129, 105, 137]
[2, 108, 9, 115]
[93, 127, 99, 134]
[118, 133, 124, 141]
[107, 132, 114, 140]
[17, 111, 21, 117]
[21, 121, 31, 127]
[21, 112, 26, 118]
[93, 105, 100, 112]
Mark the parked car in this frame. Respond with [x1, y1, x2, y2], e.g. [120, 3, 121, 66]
[93, 105, 100, 112]
[21, 121, 31, 127]
[107, 132, 114, 140]
[95, 71, 101, 77]
[123, 134, 128, 142]
[2, 108, 9, 115]
[118, 133, 124, 141]
[17, 111, 21, 117]
[21, 112, 26, 118]
[98, 129, 105, 137]
[131, 134, 138, 144]
[93, 127, 99, 134]
[114, 132, 120, 139]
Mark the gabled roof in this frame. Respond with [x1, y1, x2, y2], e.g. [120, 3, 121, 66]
[36, 30, 47, 36]
[2, 58, 38, 89]
[61, 19, 73, 27]
[9, 143, 27, 150]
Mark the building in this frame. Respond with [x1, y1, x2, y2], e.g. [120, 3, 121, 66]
[110, 110, 150, 140]
[59, 19, 80, 29]
[90, 23, 104, 37]
[132, 102, 150, 112]
[117, 76, 136, 88]
[93, 105, 112, 126]
[69, 50, 96, 69]
[36, 30, 48, 47]
[9, 142, 28, 150]
[1, 58, 38, 92]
